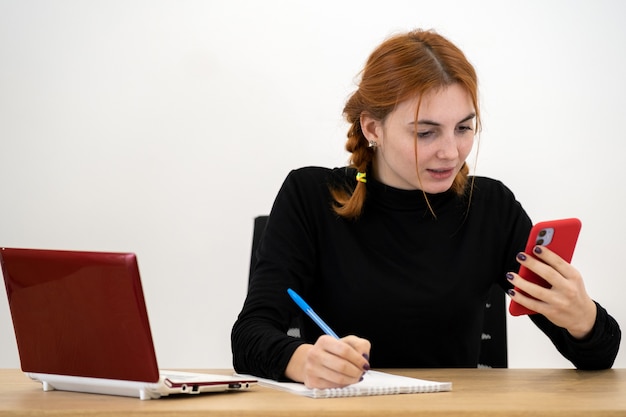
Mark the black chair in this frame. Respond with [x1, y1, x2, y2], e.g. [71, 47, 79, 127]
[249, 215, 270, 282]
[248, 215, 507, 368]
[478, 284, 508, 368]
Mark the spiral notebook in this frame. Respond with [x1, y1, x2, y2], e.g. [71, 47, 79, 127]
[240, 370, 451, 398]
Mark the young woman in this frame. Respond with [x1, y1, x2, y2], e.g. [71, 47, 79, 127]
[231, 29, 621, 389]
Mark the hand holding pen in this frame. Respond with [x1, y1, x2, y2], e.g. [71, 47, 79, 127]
[286, 288, 371, 389]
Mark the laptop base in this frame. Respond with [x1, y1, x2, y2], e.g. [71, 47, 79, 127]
[27, 371, 254, 400]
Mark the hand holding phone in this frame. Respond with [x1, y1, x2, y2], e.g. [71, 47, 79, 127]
[508, 218, 582, 316]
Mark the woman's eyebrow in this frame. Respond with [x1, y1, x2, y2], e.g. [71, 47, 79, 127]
[412, 112, 476, 126]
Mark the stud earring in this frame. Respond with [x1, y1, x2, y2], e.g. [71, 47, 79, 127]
[368, 140, 378, 149]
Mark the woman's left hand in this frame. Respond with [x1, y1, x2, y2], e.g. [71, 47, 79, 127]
[507, 245, 597, 339]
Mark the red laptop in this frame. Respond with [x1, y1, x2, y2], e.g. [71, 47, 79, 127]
[0, 247, 255, 399]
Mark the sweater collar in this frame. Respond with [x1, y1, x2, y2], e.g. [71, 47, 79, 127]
[366, 174, 459, 212]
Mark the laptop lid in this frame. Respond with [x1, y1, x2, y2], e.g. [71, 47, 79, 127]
[1, 247, 162, 382]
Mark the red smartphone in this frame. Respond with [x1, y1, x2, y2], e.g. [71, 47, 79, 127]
[508, 218, 582, 316]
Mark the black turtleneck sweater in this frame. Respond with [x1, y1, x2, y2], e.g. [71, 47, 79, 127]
[231, 167, 621, 380]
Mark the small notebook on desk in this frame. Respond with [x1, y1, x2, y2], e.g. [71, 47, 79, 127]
[239, 370, 451, 398]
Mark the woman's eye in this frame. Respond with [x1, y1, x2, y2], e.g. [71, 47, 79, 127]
[417, 131, 433, 139]
[457, 125, 473, 133]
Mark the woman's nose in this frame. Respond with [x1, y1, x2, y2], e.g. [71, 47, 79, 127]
[436, 132, 458, 159]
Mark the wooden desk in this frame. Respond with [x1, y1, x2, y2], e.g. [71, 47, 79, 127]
[1, 368, 625, 417]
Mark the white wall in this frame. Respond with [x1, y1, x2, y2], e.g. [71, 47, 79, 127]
[1, 0, 624, 369]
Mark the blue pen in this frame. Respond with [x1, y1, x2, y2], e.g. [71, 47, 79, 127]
[287, 288, 340, 339]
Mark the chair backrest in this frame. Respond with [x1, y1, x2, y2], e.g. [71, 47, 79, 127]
[478, 284, 508, 368]
[248, 215, 507, 368]
[249, 215, 269, 281]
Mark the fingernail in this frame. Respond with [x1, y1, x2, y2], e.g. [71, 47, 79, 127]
[507, 289, 516, 296]
[517, 253, 527, 261]
[506, 272, 514, 280]
[534, 246, 543, 254]
[359, 375, 364, 382]
[363, 362, 370, 371]
[362, 353, 370, 361]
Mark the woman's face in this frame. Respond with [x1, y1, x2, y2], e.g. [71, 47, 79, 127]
[362, 83, 476, 193]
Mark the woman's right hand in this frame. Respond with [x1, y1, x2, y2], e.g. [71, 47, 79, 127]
[285, 335, 371, 389]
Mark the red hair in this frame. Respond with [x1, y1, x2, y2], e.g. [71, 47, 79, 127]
[332, 29, 481, 219]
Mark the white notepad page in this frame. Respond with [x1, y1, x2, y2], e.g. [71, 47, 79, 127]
[239, 370, 452, 398]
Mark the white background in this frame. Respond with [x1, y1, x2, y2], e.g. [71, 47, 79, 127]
[1, 0, 624, 369]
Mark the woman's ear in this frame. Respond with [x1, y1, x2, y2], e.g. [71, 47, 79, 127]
[360, 113, 383, 144]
